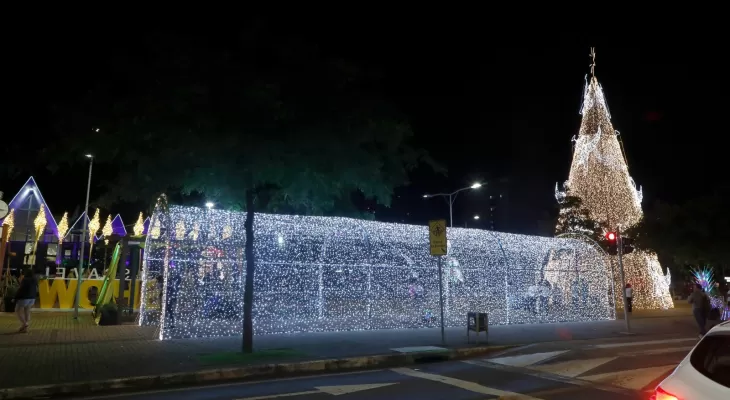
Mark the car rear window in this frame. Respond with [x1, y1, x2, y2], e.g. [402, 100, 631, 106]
[689, 333, 730, 387]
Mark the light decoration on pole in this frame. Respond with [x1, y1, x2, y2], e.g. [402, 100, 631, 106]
[141, 203, 616, 340]
[555, 49, 673, 310]
[134, 213, 145, 236]
[102, 215, 113, 245]
[32, 206, 47, 258]
[2, 209, 14, 239]
[56, 212, 69, 264]
[692, 266, 725, 310]
[87, 209, 101, 263]
[33, 206, 47, 242]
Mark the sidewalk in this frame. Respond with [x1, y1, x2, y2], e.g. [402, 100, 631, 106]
[0, 305, 697, 393]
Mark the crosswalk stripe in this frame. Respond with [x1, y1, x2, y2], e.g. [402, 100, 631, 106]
[531, 357, 617, 378]
[487, 350, 569, 367]
[617, 346, 694, 357]
[589, 338, 696, 349]
[580, 364, 676, 390]
[392, 368, 544, 399]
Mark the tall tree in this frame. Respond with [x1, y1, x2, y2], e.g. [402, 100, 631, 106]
[50, 28, 440, 352]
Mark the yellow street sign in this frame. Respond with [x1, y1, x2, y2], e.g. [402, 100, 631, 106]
[429, 219, 447, 256]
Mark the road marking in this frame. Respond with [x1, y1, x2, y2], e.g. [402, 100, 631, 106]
[581, 364, 676, 390]
[81, 369, 387, 399]
[616, 346, 693, 357]
[391, 346, 447, 353]
[486, 350, 569, 367]
[392, 367, 543, 399]
[589, 338, 696, 349]
[235, 383, 397, 399]
[463, 360, 638, 396]
[532, 357, 617, 378]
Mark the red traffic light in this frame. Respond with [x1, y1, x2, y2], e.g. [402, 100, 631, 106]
[606, 232, 616, 241]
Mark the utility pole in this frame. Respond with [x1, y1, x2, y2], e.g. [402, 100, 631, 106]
[437, 255, 445, 345]
[617, 230, 631, 333]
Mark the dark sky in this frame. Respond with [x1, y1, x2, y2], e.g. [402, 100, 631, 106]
[3, 23, 726, 235]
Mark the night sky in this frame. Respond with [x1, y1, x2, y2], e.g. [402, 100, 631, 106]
[4, 23, 725, 235]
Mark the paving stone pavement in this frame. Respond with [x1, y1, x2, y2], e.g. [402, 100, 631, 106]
[0, 308, 697, 390]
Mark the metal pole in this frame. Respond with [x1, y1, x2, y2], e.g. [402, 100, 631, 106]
[74, 158, 93, 319]
[617, 231, 630, 332]
[437, 255, 445, 345]
[448, 195, 453, 228]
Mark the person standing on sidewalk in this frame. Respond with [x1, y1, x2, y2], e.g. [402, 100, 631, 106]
[625, 283, 633, 312]
[14, 268, 38, 333]
[688, 283, 710, 338]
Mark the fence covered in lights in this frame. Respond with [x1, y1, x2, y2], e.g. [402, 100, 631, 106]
[140, 205, 617, 340]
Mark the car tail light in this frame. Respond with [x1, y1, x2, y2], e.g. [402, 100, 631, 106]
[652, 386, 679, 400]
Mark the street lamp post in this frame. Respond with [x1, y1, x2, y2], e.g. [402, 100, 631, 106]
[74, 154, 94, 319]
[423, 183, 482, 228]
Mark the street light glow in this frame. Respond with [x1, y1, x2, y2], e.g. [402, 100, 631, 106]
[474, 215, 480, 220]
[470, 183, 482, 189]
[422, 194, 429, 198]
[85, 154, 93, 158]
[205, 202, 214, 209]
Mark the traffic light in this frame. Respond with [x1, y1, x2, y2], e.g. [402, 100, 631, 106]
[622, 237, 634, 255]
[605, 232, 618, 255]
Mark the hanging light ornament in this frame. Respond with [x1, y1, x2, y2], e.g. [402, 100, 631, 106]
[133, 213, 145, 236]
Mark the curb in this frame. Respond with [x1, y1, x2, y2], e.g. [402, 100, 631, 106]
[0, 345, 514, 399]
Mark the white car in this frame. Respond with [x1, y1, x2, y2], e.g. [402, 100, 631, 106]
[651, 320, 730, 399]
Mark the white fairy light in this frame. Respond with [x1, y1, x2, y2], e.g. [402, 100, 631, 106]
[141, 204, 616, 340]
[556, 69, 673, 310]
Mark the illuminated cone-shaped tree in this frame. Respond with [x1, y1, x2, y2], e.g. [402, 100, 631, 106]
[556, 50, 673, 310]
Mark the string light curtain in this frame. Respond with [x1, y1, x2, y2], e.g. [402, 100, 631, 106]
[141, 204, 616, 340]
[556, 70, 673, 310]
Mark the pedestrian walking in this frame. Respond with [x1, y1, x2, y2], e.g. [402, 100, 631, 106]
[688, 283, 710, 338]
[13, 268, 38, 333]
[625, 283, 633, 312]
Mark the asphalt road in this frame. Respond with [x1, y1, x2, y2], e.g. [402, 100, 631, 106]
[83, 335, 699, 400]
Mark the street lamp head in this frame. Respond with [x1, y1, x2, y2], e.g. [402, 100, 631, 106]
[470, 183, 482, 189]
[474, 215, 480, 220]
[85, 154, 93, 159]
[422, 194, 430, 198]
[205, 202, 214, 209]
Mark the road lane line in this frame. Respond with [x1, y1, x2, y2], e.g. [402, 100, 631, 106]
[589, 338, 696, 349]
[392, 367, 543, 399]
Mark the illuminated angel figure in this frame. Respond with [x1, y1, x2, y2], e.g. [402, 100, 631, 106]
[444, 240, 465, 284]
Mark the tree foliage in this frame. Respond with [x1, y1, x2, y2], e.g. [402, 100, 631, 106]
[49, 28, 441, 351]
[555, 195, 608, 249]
[629, 188, 730, 276]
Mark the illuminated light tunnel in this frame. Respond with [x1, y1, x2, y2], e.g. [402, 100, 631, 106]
[140, 204, 616, 340]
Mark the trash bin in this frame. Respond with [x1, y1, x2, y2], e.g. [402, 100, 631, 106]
[467, 312, 488, 344]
